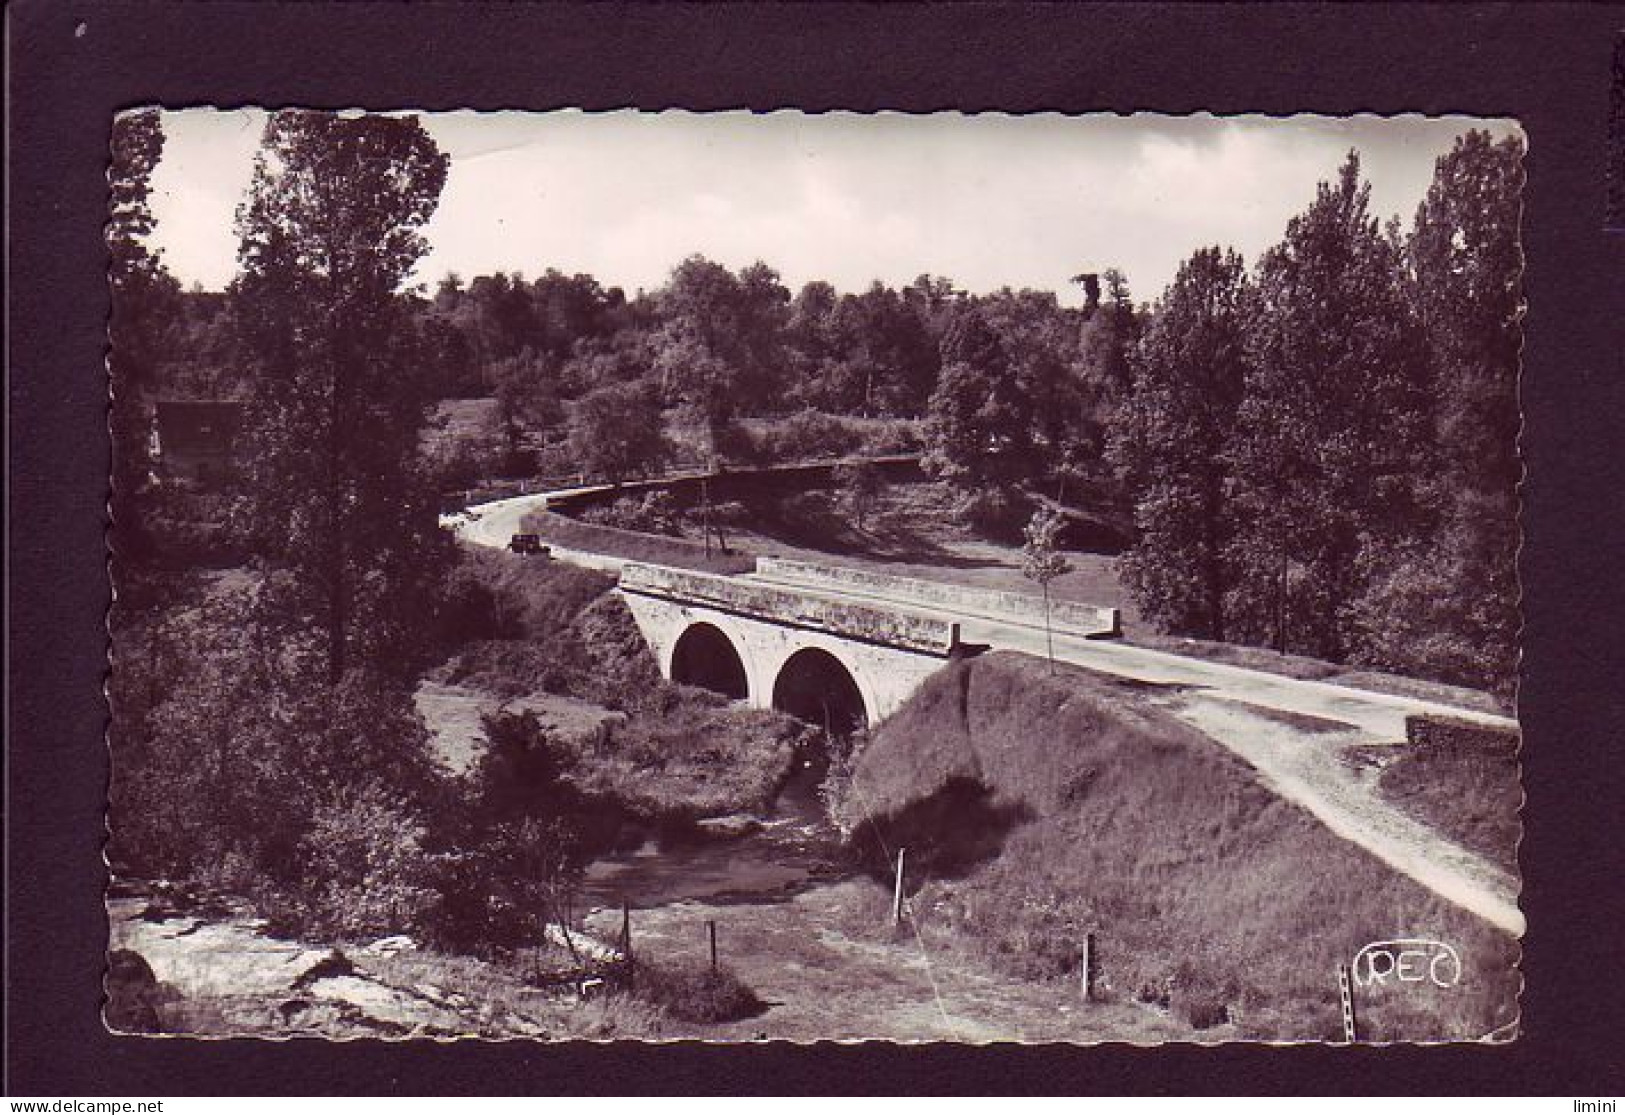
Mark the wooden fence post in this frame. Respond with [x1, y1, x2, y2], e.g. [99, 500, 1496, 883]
[892, 847, 907, 926]
[621, 899, 635, 991]
[1337, 963, 1358, 1043]
[1081, 932, 1096, 1002]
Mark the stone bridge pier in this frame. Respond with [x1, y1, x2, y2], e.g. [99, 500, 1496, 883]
[616, 563, 962, 731]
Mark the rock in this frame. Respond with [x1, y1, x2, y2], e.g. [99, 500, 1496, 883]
[105, 949, 164, 1033]
[696, 814, 764, 838]
[304, 974, 470, 1034]
[292, 948, 355, 989]
[364, 934, 418, 956]
[544, 923, 623, 964]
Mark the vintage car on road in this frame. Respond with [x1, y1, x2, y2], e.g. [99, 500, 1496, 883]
[508, 533, 550, 556]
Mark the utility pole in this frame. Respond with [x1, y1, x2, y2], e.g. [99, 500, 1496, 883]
[701, 476, 712, 558]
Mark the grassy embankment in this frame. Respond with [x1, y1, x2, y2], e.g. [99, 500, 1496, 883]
[430, 544, 805, 822]
[831, 652, 1520, 1042]
[1371, 720, 1522, 877]
[520, 509, 756, 575]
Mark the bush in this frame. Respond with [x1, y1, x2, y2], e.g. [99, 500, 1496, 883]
[450, 544, 614, 641]
[1349, 539, 1516, 699]
[295, 784, 438, 939]
[712, 420, 764, 466]
[573, 692, 806, 820]
[858, 418, 924, 456]
[635, 959, 764, 1023]
[109, 572, 452, 937]
[579, 492, 684, 537]
[425, 715, 593, 955]
[951, 486, 1030, 540]
[763, 409, 863, 462]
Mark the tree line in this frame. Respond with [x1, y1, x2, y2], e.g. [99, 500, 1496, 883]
[112, 111, 1520, 748]
[1113, 137, 1522, 697]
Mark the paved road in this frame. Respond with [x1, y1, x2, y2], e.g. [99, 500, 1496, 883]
[445, 489, 626, 573]
[452, 488, 1524, 935]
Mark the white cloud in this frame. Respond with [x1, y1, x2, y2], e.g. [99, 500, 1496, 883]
[146, 109, 1518, 305]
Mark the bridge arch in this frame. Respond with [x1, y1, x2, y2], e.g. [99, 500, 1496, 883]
[771, 646, 871, 736]
[670, 621, 750, 701]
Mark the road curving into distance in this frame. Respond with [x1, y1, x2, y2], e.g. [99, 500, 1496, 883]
[450, 481, 1524, 936]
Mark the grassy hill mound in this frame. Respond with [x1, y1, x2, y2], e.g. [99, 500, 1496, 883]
[835, 652, 1519, 1042]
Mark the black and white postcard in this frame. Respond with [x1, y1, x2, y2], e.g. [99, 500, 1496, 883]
[104, 108, 1525, 1045]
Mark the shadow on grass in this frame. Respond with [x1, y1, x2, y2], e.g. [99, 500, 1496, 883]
[848, 776, 1032, 884]
[742, 495, 1004, 570]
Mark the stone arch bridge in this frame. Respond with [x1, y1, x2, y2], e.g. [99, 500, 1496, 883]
[617, 562, 972, 733]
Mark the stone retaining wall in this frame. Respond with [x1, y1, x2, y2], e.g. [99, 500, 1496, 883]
[755, 556, 1121, 638]
[1404, 713, 1522, 755]
[619, 562, 959, 657]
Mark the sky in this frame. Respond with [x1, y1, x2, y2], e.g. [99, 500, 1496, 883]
[146, 109, 1520, 307]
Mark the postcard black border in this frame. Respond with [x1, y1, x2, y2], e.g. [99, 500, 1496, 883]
[8, 0, 1625, 1097]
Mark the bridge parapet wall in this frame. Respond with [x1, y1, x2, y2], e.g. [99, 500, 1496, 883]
[619, 562, 959, 657]
[755, 557, 1121, 638]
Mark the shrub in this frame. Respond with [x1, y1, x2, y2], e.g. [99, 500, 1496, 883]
[579, 492, 684, 537]
[104, 949, 173, 1034]
[712, 420, 764, 465]
[1177, 991, 1232, 1031]
[426, 716, 593, 955]
[295, 784, 438, 939]
[576, 693, 806, 820]
[764, 409, 863, 462]
[858, 418, 924, 456]
[451, 544, 614, 641]
[435, 559, 509, 645]
[634, 959, 764, 1023]
[951, 486, 1029, 540]
[1349, 540, 1516, 699]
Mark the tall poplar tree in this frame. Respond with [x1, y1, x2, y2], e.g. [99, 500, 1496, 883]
[108, 109, 180, 576]
[1353, 130, 1524, 692]
[1228, 153, 1432, 660]
[1112, 247, 1250, 641]
[923, 307, 1036, 530]
[232, 111, 451, 681]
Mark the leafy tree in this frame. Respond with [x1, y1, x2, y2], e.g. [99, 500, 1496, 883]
[1227, 153, 1433, 659]
[530, 269, 620, 361]
[819, 282, 940, 416]
[1021, 507, 1074, 672]
[418, 313, 481, 399]
[923, 309, 1030, 483]
[107, 109, 180, 577]
[231, 110, 452, 681]
[1078, 267, 1142, 432]
[568, 380, 669, 484]
[651, 255, 788, 457]
[108, 109, 177, 390]
[979, 288, 1091, 489]
[491, 347, 563, 455]
[1112, 247, 1251, 641]
[833, 459, 887, 532]
[1353, 129, 1524, 693]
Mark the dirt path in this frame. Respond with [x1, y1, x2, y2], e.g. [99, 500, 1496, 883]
[1161, 697, 1523, 935]
[582, 879, 1205, 1044]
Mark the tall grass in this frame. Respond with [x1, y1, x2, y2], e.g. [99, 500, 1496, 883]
[839, 652, 1520, 1041]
